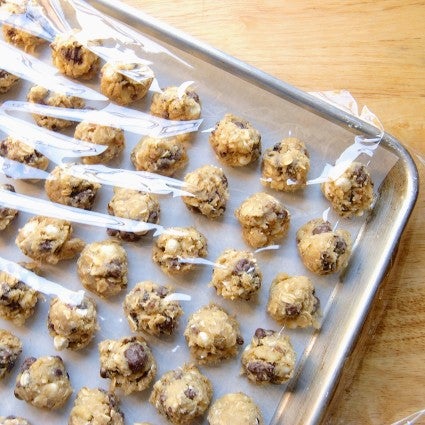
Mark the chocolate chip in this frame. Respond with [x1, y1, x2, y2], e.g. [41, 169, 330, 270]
[320, 253, 336, 272]
[285, 303, 301, 317]
[311, 295, 320, 314]
[276, 209, 288, 220]
[254, 328, 274, 339]
[184, 387, 197, 400]
[334, 237, 347, 255]
[173, 369, 183, 379]
[353, 165, 369, 186]
[107, 228, 141, 242]
[148, 211, 159, 223]
[105, 259, 122, 279]
[286, 163, 297, 180]
[20, 357, 36, 372]
[0, 70, 8, 79]
[233, 120, 248, 129]
[1, 183, 15, 192]
[158, 317, 174, 334]
[0, 141, 8, 156]
[233, 258, 255, 274]
[54, 368, 63, 377]
[272, 142, 281, 152]
[155, 286, 169, 298]
[100, 368, 108, 378]
[70, 188, 96, 209]
[124, 343, 148, 373]
[236, 335, 244, 345]
[39, 240, 53, 252]
[246, 361, 275, 382]
[186, 90, 200, 104]
[312, 221, 332, 235]
[64, 46, 84, 65]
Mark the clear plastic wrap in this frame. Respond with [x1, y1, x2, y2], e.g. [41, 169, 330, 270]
[0, 1, 404, 424]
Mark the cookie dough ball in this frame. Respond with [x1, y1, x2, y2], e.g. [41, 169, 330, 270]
[68, 387, 124, 425]
[182, 165, 229, 219]
[131, 136, 188, 177]
[321, 161, 374, 218]
[209, 114, 261, 167]
[27, 85, 85, 131]
[207, 392, 264, 425]
[262, 137, 310, 191]
[77, 240, 128, 298]
[235, 192, 290, 248]
[45, 164, 101, 210]
[149, 363, 212, 425]
[99, 336, 157, 395]
[210, 249, 262, 300]
[152, 226, 208, 274]
[296, 218, 352, 275]
[0, 69, 19, 94]
[184, 304, 243, 364]
[0, 416, 31, 425]
[16, 216, 85, 264]
[0, 273, 38, 325]
[123, 281, 183, 336]
[48, 296, 98, 351]
[0, 184, 18, 231]
[0, 137, 49, 173]
[151, 85, 201, 121]
[14, 356, 72, 409]
[0, 329, 22, 379]
[241, 328, 296, 384]
[267, 274, 320, 328]
[50, 31, 100, 80]
[74, 122, 125, 165]
[107, 187, 160, 242]
[100, 61, 154, 105]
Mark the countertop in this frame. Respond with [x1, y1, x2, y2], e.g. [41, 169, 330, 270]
[121, 1, 425, 424]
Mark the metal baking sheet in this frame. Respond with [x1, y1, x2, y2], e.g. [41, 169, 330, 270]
[0, 1, 418, 424]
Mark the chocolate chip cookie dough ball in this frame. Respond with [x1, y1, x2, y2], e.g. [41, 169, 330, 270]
[0, 329, 22, 379]
[241, 328, 296, 385]
[296, 218, 352, 275]
[107, 187, 160, 242]
[150, 85, 201, 121]
[210, 249, 262, 301]
[207, 392, 264, 425]
[150, 363, 212, 425]
[182, 165, 229, 219]
[100, 61, 154, 105]
[74, 122, 125, 165]
[99, 336, 157, 394]
[0, 273, 38, 325]
[130, 136, 188, 177]
[0, 416, 31, 425]
[321, 161, 374, 218]
[262, 137, 310, 191]
[14, 356, 72, 409]
[184, 304, 243, 364]
[152, 227, 208, 275]
[16, 216, 85, 264]
[235, 192, 290, 248]
[267, 274, 320, 328]
[50, 31, 100, 80]
[0, 184, 18, 231]
[124, 281, 183, 336]
[48, 295, 98, 351]
[45, 164, 101, 210]
[0, 69, 19, 93]
[0, 138, 49, 177]
[69, 387, 124, 425]
[209, 113, 261, 167]
[77, 240, 128, 298]
[27, 85, 85, 131]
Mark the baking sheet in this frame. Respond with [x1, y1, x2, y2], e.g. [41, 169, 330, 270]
[0, 1, 417, 424]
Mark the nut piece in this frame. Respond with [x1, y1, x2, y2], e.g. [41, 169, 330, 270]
[77, 240, 128, 298]
[261, 137, 310, 191]
[152, 226, 208, 274]
[235, 192, 290, 248]
[149, 363, 212, 425]
[209, 113, 261, 166]
[267, 273, 320, 328]
[241, 328, 296, 384]
[14, 355, 73, 409]
[184, 304, 243, 364]
[296, 218, 352, 275]
[98, 336, 157, 395]
[321, 161, 374, 217]
[100, 61, 154, 105]
[123, 281, 183, 336]
[207, 392, 264, 425]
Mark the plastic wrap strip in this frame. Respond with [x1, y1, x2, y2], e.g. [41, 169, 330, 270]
[0, 187, 163, 235]
[59, 163, 194, 197]
[0, 112, 107, 163]
[0, 256, 85, 305]
[0, 156, 49, 180]
[2, 100, 203, 138]
[0, 40, 107, 101]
